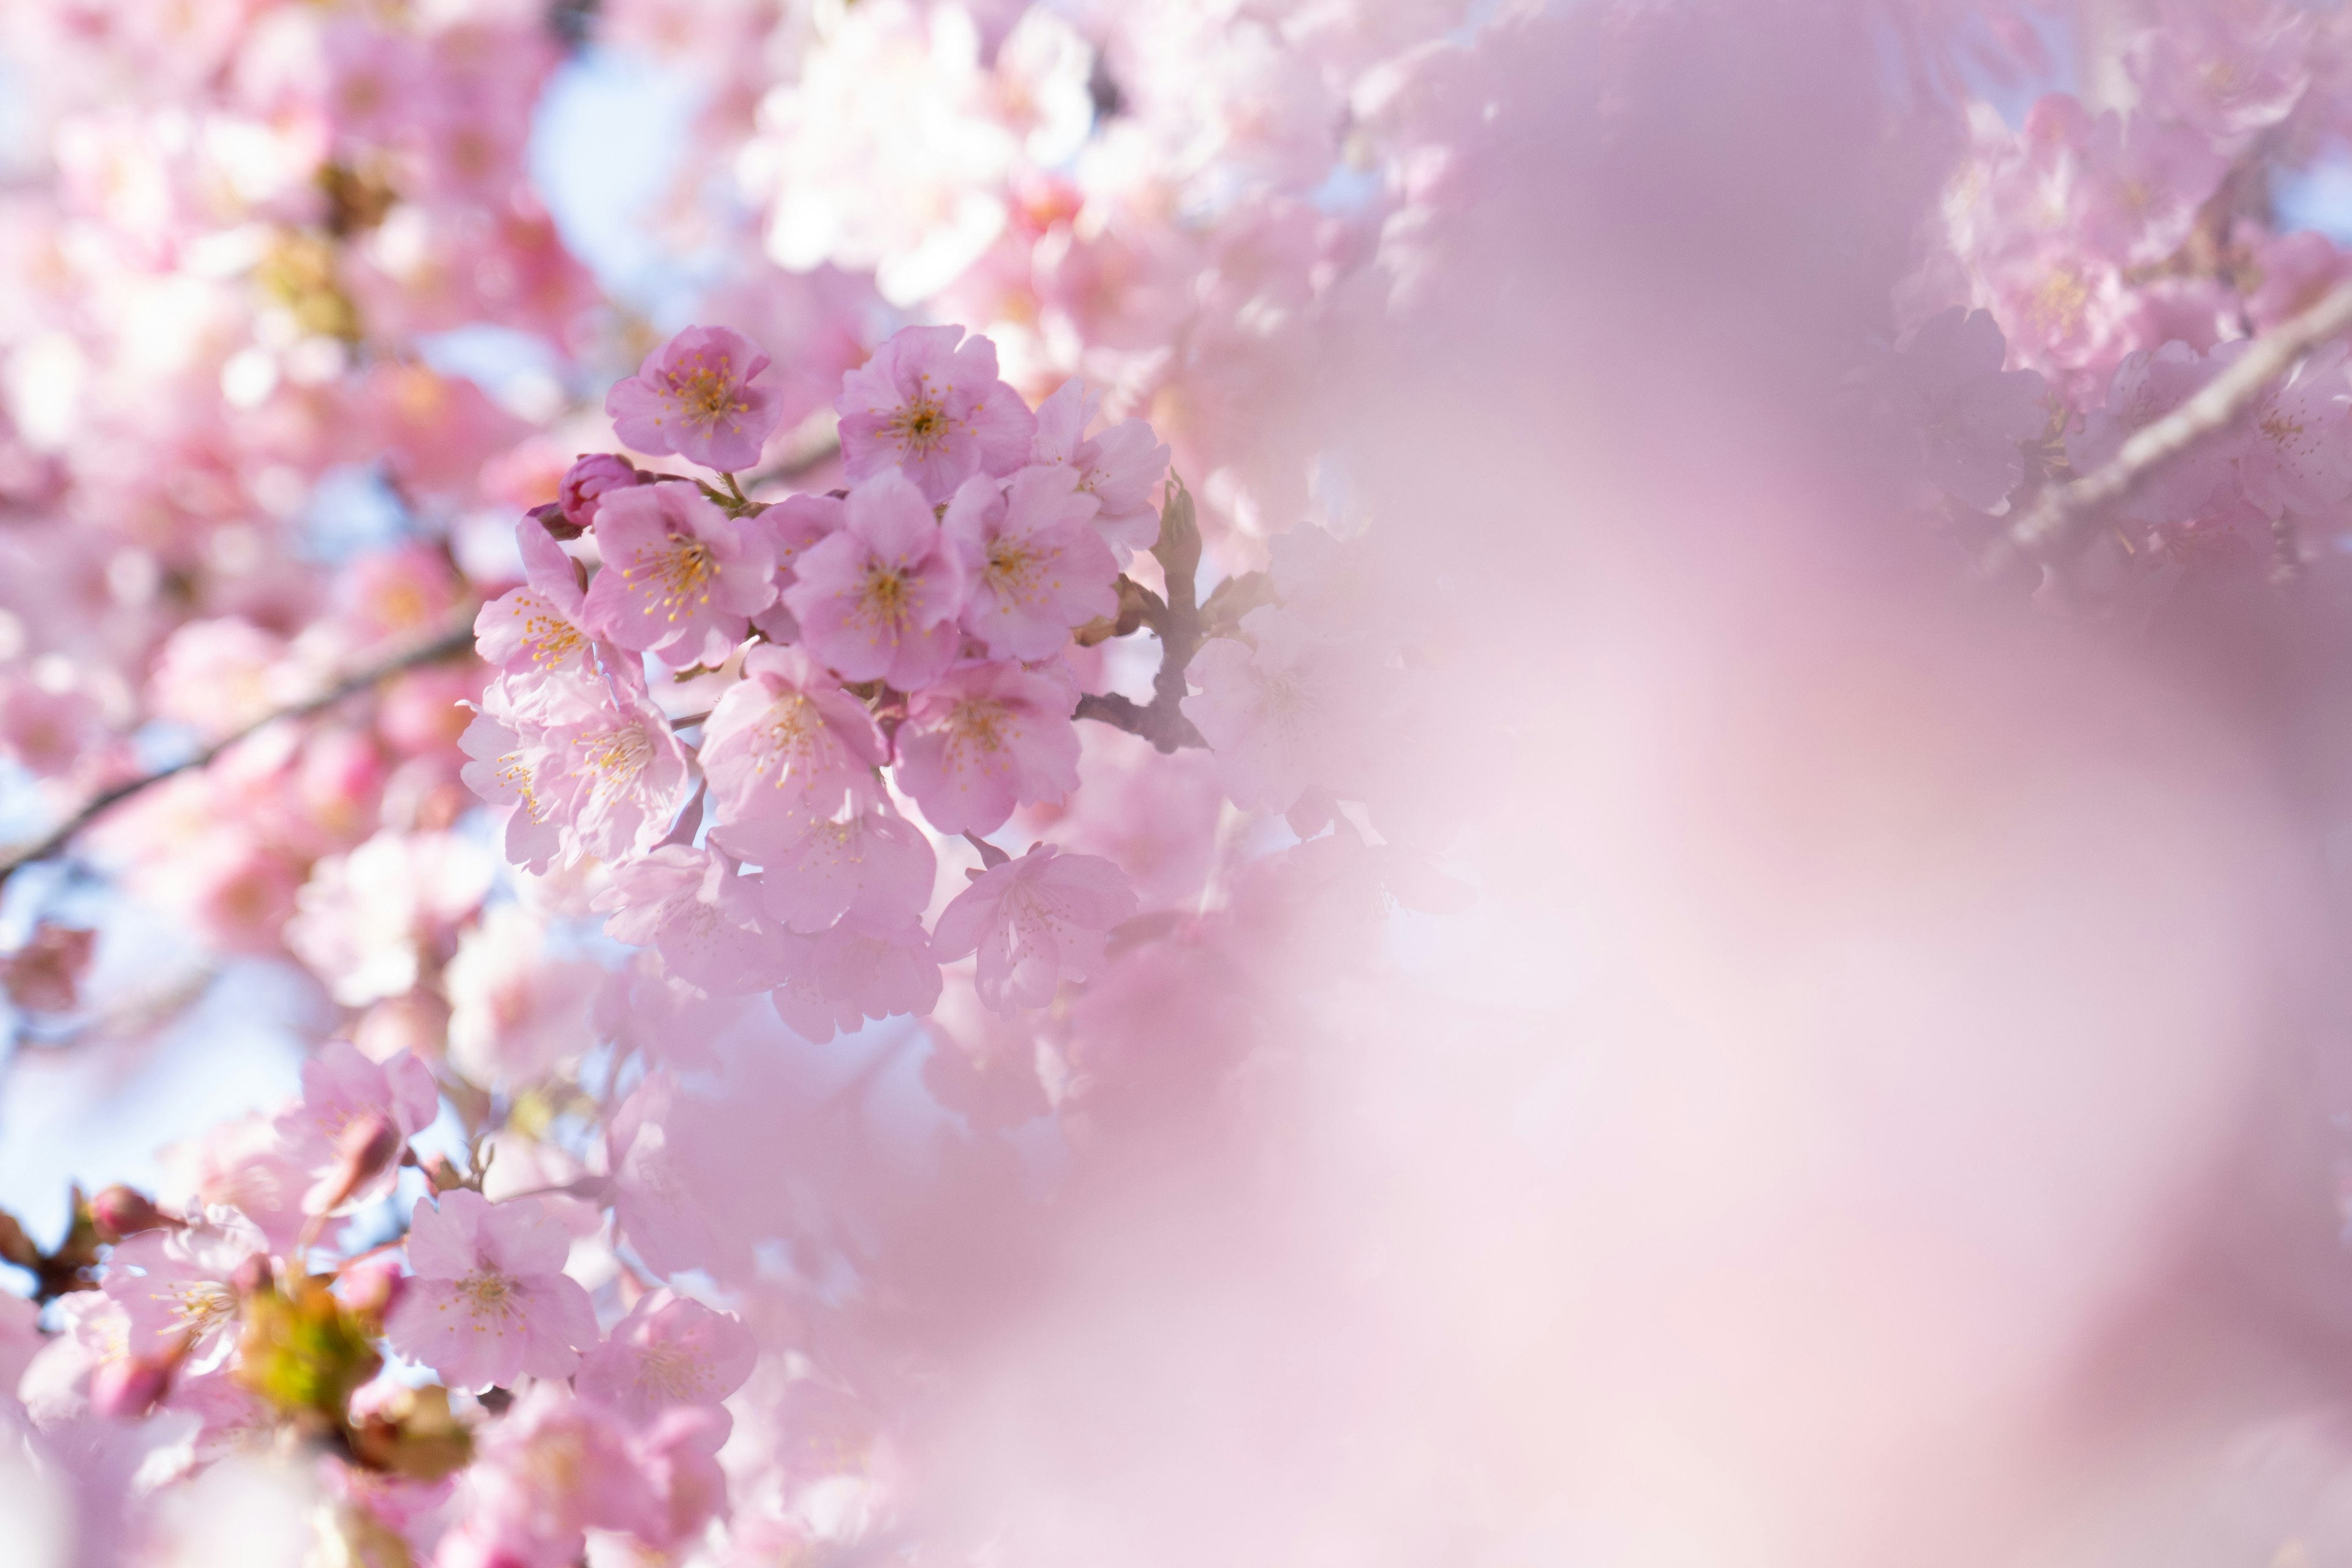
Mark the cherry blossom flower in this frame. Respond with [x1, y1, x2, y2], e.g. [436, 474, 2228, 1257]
[771, 914, 941, 1042]
[575, 1291, 757, 1422]
[608, 1075, 725, 1278]
[581, 480, 778, 668]
[2068, 341, 2234, 525]
[102, 1216, 265, 1365]
[943, 465, 1118, 659]
[595, 846, 785, 995]
[699, 644, 888, 858]
[605, 325, 784, 473]
[753, 808, 937, 934]
[463, 664, 695, 872]
[272, 1039, 439, 1213]
[931, 843, 1137, 1012]
[462, 1384, 663, 1556]
[629, 1404, 737, 1551]
[780, 469, 966, 687]
[1182, 611, 1370, 815]
[475, 519, 594, 680]
[445, 904, 600, 1088]
[285, 831, 495, 1006]
[1876, 307, 2047, 510]
[893, 658, 1081, 835]
[383, 1190, 598, 1392]
[2225, 337, 2352, 519]
[1028, 379, 1172, 560]
[835, 325, 1035, 502]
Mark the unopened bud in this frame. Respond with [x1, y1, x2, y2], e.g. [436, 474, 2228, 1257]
[89, 1185, 175, 1245]
[337, 1253, 405, 1322]
[303, 1112, 404, 1217]
[524, 500, 581, 540]
[90, 1339, 185, 1419]
[232, 1254, 273, 1298]
[556, 452, 649, 535]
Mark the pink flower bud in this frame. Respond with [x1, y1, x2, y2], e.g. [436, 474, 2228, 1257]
[558, 453, 649, 533]
[88, 1185, 175, 1244]
[89, 1346, 179, 1419]
[303, 1111, 405, 1216]
[337, 1252, 406, 1321]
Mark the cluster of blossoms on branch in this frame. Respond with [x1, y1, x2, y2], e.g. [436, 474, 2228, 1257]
[27, 0, 2352, 1561]
[469, 317, 1179, 1041]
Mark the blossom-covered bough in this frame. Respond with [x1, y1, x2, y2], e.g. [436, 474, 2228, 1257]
[14, 0, 2352, 1562]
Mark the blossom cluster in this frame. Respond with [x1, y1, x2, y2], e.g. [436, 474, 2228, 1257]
[28, 0, 2352, 1562]
[468, 318, 1175, 1039]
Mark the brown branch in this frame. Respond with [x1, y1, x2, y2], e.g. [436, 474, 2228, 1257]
[1074, 480, 1211, 754]
[1977, 276, 2352, 582]
[0, 607, 480, 884]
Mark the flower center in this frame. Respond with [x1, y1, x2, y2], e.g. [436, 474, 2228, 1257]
[640, 1341, 709, 1400]
[888, 397, 952, 454]
[458, 1267, 520, 1321]
[158, 1280, 236, 1338]
[949, 698, 1009, 754]
[671, 366, 748, 426]
[578, 723, 654, 788]
[860, 566, 911, 629]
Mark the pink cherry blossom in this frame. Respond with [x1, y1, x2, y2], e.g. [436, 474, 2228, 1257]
[1182, 611, 1370, 815]
[943, 465, 1118, 659]
[629, 1404, 736, 1551]
[2067, 341, 2235, 526]
[383, 1189, 599, 1392]
[581, 480, 778, 668]
[771, 914, 941, 1042]
[1877, 307, 2047, 510]
[931, 843, 1138, 1012]
[608, 1074, 723, 1278]
[475, 519, 594, 680]
[594, 846, 785, 995]
[463, 1384, 664, 1554]
[835, 325, 1036, 502]
[272, 1039, 440, 1212]
[780, 469, 966, 687]
[575, 1290, 757, 1421]
[605, 325, 785, 473]
[445, 905, 601, 1089]
[2226, 337, 2352, 519]
[461, 665, 695, 872]
[893, 658, 1081, 836]
[753, 808, 937, 934]
[1028, 378, 1172, 560]
[699, 644, 888, 858]
[102, 1218, 264, 1363]
[285, 830, 496, 1006]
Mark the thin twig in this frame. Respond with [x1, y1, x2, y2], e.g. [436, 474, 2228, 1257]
[0, 607, 480, 883]
[1074, 479, 1210, 753]
[1977, 276, 2352, 582]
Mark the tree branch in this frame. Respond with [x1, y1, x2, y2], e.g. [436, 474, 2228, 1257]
[0, 608, 480, 884]
[1976, 276, 2352, 582]
[1073, 480, 1211, 753]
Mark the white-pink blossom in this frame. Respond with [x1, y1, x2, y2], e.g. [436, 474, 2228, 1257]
[943, 465, 1118, 660]
[893, 658, 1080, 836]
[383, 1190, 598, 1392]
[931, 843, 1137, 1012]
